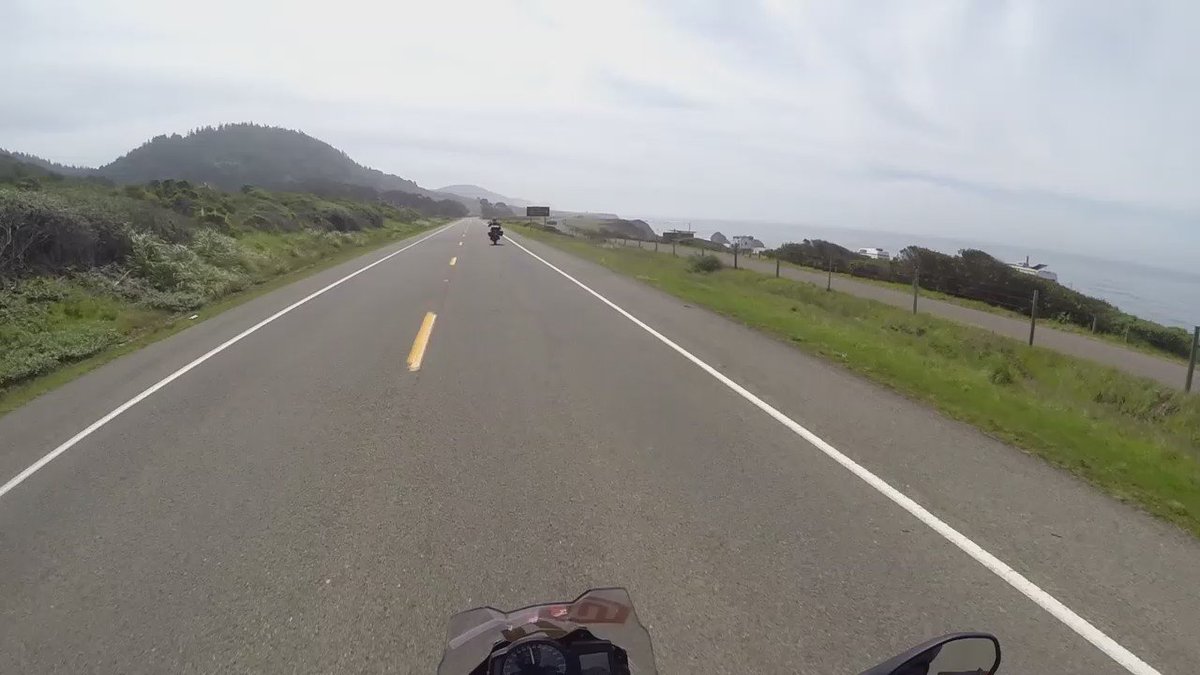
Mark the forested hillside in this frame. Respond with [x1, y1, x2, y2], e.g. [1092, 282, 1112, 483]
[94, 124, 471, 215]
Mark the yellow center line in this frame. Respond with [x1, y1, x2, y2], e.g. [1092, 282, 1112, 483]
[406, 312, 437, 372]
[458, 241, 463, 246]
[450, 256, 457, 266]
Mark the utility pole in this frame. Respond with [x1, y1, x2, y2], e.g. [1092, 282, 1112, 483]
[1028, 289, 1040, 346]
[912, 270, 920, 314]
[1186, 326, 1199, 393]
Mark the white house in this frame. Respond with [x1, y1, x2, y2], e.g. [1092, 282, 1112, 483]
[731, 236, 767, 254]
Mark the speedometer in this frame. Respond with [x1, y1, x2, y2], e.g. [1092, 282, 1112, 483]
[501, 640, 569, 675]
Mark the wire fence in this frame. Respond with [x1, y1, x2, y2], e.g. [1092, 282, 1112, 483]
[598, 234, 1200, 392]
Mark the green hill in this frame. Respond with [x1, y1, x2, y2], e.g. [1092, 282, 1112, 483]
[0, 151, 60, 183]
[436, 184, 531, 207]
[0, 150, 95, 178]
[94, 124, 472, 216]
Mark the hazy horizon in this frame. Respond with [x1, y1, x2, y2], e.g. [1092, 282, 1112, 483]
[5, 0, 1199, 270]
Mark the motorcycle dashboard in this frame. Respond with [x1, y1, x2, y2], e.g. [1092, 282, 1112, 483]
[488, 637, 620, 675]
[438, 588, 655, 675]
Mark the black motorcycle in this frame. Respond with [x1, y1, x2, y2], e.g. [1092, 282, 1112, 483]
[438, 588, 1001, 675]
[488, 222, 504, 245]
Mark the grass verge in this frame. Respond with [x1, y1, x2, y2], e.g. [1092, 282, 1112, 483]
[517, 226, 1200, 537]
[0, 218, 444, 416]
[664, 241, 1190, 363]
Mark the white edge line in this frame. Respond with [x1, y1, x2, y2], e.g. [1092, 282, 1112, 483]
[503, 233, 1161, 675]
[0, 223, 456, 501]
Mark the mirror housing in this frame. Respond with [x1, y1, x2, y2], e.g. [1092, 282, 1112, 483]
[858, 633, 1001, 675]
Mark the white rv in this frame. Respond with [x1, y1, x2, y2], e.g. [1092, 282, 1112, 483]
[857, 247, 891, 260]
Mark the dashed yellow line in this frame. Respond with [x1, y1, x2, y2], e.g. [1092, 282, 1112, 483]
[450, 256, 457, 266]
[406, 312, 437, 372]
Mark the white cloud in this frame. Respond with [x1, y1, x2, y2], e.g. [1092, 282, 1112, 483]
[3, 0, 1198, 263]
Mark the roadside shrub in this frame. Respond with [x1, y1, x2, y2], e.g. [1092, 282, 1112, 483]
[772, 239, 860, 271]
[848, 260, 888, 280]
[988, 361, 1016, 385]
[140, 289, 210, 312]
[191, 228, 262, 273]
[1125, 320, 1193, 358]
[319, 204, 360, 231]
[689, 253, 723, 273]
[122, 185, 149, 200]
[127, 231, 248, 304]
[13, 276, 74, 302]
[0, 187, 133, 277]
[0, 282, 122, 386]
[199, 210, 229, 228]
[243, 213, 271, 228]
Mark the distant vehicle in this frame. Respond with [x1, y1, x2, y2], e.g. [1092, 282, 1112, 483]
[857, 247, 891, 260]
[488, 220, 504, 245]
[1008, 256, 1058, 282]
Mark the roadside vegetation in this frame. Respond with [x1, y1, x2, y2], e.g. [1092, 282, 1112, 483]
[765, 239, 1195, 359]
[1, 169, 441, 410]
[515, 226, 1200, 537]
[604, 229, 1193, 361]
[688, 253, 723, 273]
[666, 239, 1192, 363]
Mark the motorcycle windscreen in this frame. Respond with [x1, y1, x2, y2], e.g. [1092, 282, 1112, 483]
[436, 587, 658, 675]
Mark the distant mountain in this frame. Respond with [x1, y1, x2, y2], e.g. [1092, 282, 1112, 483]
[1, 151, 60, 182]
[0, 150, 95, 177]
[436, 184, 531, 208]
[94, 123, 474, 214]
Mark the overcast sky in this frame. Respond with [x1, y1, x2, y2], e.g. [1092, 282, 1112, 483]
[4, 0, 1199, 267]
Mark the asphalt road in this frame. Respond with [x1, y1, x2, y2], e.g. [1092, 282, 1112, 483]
[629, 241, 1192, 390]
[2, 218, 1198, 674]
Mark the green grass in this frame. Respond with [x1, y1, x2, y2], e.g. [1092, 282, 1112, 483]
[0, 218, 443, 415]
[802, 259, 1188, 362]
[517, 226, 1200, 537]
[663, 241, 1191, 363]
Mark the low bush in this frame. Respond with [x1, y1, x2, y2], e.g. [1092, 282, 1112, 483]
[848, 260, 888, 280]
[0, 280, 124, 386]
[689, 253, 723, 273]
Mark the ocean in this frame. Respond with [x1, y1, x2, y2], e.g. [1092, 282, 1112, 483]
[648, 218, 1200, 330]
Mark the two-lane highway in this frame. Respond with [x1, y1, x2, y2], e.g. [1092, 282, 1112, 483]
[2, 219, 1198, 673]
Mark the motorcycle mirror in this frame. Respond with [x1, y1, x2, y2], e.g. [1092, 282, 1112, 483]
[858, 633, 1000, 675]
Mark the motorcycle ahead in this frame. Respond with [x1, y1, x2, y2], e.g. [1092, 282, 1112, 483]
[488, 221, 504, 245]
[438, 588, 1002, 675]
